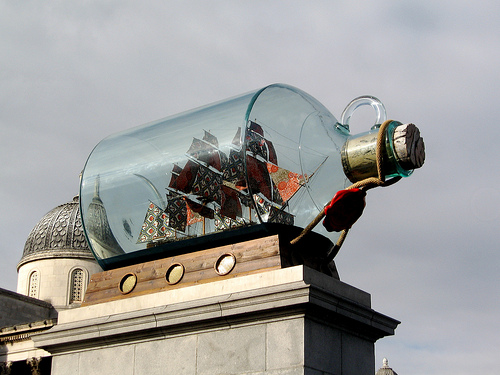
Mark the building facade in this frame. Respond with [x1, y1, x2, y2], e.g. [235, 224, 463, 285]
[0, 196, 102, 374]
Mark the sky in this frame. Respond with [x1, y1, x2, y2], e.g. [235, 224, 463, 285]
[1, 1, 499, 374]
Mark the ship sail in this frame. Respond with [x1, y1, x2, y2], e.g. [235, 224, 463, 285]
[245, 122, 273, 201]
[137, 122, 317, 246]
[244, 121, 300, 224]
[165, 192, 188, 233]
[176, 133, 223, 205]
[266, 163, 306, 203]
[137, 201, 175, 243]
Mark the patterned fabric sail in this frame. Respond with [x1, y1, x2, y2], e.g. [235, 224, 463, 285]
[191, 167, 223, 204]
[268, 206, 294, 226]
[223, 149, 245, 188]
[137, 202, 175, 243]
[186, 203, 204, 226]
[267, 163, 305, 202]
[165, 194, 187, 232]
[214, 211, 246, 231]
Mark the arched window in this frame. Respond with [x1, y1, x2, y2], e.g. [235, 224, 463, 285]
[28, 271, 39, 298]
[69, 268, 85, 304]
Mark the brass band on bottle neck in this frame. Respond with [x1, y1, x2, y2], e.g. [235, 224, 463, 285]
[341, 122, 425, 183]
[341, 131, 380, 183]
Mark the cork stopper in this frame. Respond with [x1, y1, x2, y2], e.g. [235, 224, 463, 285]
[393, 123, 425, 170]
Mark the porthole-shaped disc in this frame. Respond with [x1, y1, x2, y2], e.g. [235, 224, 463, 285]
[166, 263, 185, 285]
[119, 273, 137, 294]
[214, 253, 236, 276]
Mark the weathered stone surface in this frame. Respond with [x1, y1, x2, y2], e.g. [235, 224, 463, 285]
[79, 344, 135, 375]
[341, 334, 374, 375]
[50, 353, 79, 375]
[134, 336, 197, 375]
[197, 325, 267, 375]
[304, 319, 342, 374]
[267, 317, 305, 370]
[252, 368, 310, 375]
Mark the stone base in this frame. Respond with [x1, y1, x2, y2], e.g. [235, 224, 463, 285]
[33, 266, 399, 375]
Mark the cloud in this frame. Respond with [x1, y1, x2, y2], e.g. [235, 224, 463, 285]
[1, 2, 499, 374]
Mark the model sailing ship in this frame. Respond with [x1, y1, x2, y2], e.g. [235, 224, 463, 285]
[136, 122, 308, 247]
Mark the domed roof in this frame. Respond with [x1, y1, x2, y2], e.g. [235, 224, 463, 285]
[18, 196, 94, 269]
[376, 358, 398, 375]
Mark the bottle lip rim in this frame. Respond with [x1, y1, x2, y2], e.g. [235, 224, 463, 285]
[385, 121, 415, 178]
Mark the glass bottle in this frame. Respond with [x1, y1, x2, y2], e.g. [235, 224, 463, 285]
[79, 84, 423, 268]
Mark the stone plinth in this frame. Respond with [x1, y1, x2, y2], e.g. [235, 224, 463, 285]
[33, 266, 399, 375]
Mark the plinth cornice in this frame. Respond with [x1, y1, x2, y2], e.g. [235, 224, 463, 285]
[33, 266, 399, 354]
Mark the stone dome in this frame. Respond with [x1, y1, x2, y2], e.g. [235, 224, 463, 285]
[376, 358, 398, 375]
[18, 196, 94, 269]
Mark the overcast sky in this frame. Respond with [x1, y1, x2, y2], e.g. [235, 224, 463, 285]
[1, 1, 499, 374]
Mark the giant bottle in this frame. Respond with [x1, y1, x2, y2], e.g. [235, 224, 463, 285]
[79, 84, 424, 269]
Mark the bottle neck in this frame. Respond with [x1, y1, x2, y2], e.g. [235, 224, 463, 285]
[341, 121, 425, 183]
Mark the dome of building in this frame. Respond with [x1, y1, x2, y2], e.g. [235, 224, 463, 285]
[18, 196, 93, 269]
[16, 196, 102, 309]
[376, 358, 398, 375]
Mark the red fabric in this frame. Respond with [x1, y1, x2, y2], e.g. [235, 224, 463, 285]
[246, 155, 272, 201]
[175, 159, 199, 193]
[265, 139, 278, 164]
[267, 163, 303, 202]
[207, 151, 222, 171]
[323, 188, 366, 232]
[220, 185, 242, 219]
[168, 164, 183, 189]
[249, 121, 264, 136]
[186, 198, 214, 220]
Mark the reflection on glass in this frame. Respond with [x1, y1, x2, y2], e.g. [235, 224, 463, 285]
[165, 264, 184, 285]
[215, 253, 236, 276]
[85, 176, 125, 259]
